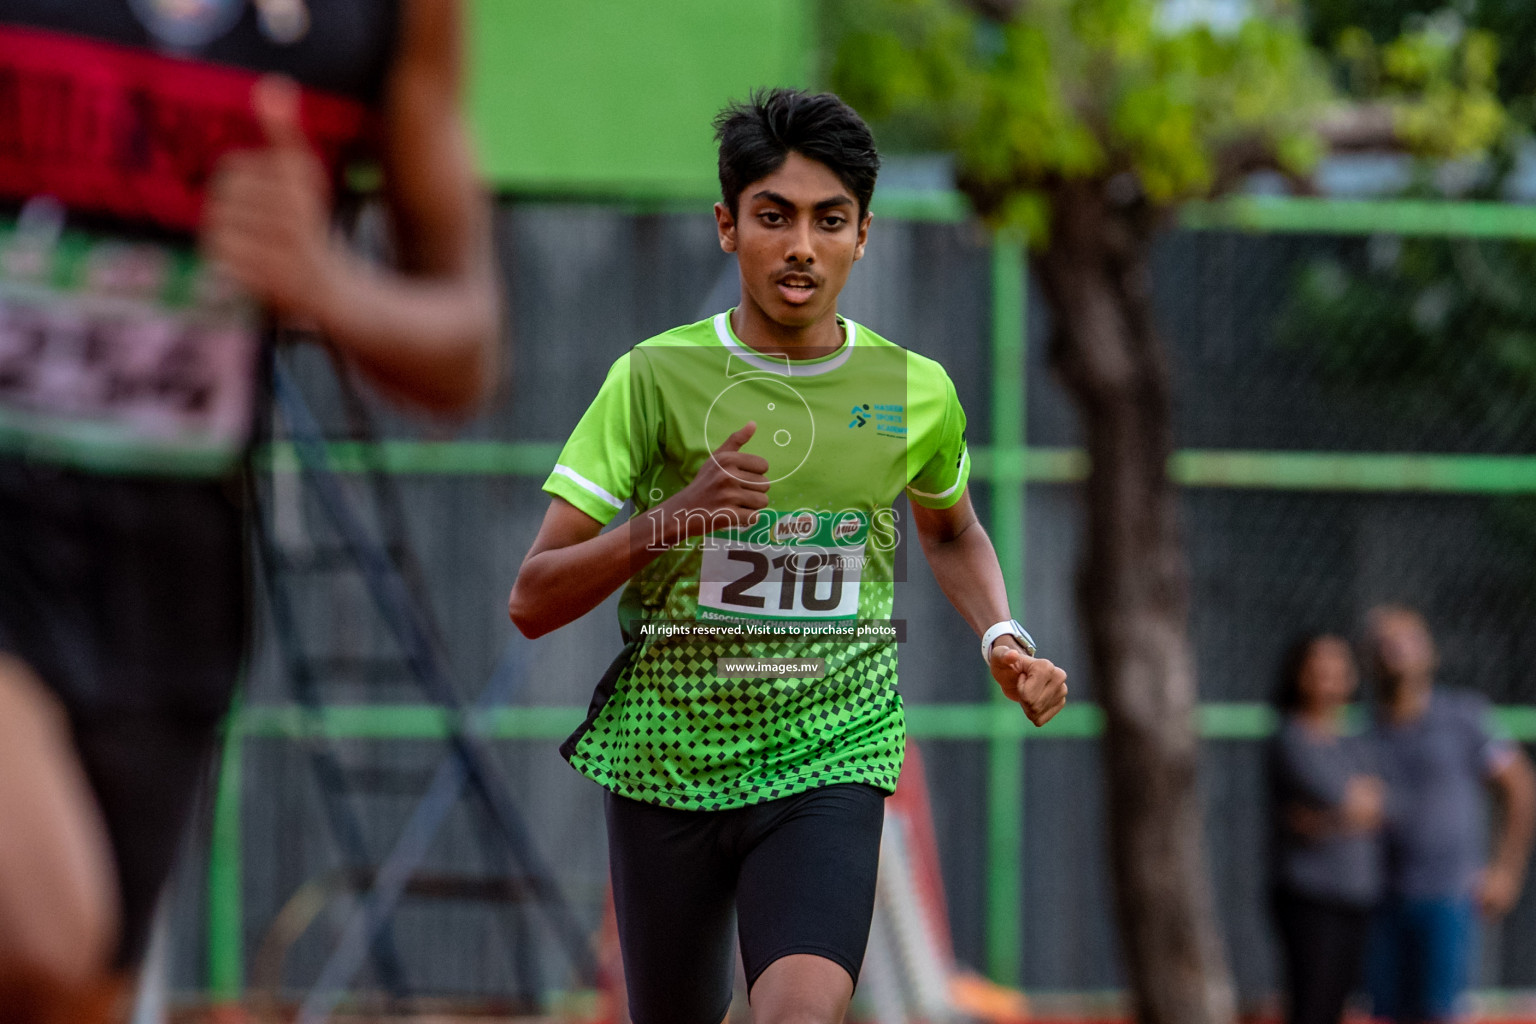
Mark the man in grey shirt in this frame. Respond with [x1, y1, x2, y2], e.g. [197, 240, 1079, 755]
[1366, 606, 1536, 1024]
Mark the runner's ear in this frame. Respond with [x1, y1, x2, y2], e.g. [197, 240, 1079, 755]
[714, 201, 739, 253]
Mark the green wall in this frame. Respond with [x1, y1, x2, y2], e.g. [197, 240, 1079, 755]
[468, 1, 813, 198]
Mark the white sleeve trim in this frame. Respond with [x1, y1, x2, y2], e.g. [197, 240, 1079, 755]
[551, 464, 625, 510]
[907, 448, 969, 501]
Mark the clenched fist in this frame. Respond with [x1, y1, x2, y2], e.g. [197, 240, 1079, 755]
[991, 640, 1068, 726]
[662, 421, 772, 540]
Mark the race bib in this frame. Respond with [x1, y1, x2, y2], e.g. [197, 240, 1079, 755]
[698, 509, 868, 622]
[0, 218, 261, 475]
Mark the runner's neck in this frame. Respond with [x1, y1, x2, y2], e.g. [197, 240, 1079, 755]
[730, 302, 845, 362]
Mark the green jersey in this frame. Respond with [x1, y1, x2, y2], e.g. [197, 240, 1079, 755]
[546, 312, 971, 809]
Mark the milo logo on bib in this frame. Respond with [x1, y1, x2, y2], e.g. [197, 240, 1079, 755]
[698, 509, 869, 622]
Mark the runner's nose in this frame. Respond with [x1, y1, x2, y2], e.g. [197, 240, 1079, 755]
[785, 221, 815, 266]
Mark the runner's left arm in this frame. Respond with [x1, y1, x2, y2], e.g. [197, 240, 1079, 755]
[202, 0, 499, 413]
[909, 493, 1067, 727]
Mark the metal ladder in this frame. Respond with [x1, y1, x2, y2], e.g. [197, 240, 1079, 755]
[252, 344, 598, 1019]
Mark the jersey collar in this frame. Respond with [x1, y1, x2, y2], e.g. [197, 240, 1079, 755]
[712, 311, 857, 377]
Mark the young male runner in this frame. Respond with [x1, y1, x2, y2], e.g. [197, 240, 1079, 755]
[509, 89, 1066, 1024]
[0, 2, 498, 1020]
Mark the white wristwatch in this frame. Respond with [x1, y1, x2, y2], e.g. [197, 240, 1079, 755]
[981, 619, 1036, 663]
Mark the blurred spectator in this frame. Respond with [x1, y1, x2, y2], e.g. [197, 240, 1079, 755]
[1364, 606, 1536, 1024]
[1269, 633, 1383, 1024]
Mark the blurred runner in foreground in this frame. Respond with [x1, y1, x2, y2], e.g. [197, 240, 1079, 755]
[0, 2, 498, 1020]
[1365, 606, 1536, 1024]
[1268, 633, 1383, 1024]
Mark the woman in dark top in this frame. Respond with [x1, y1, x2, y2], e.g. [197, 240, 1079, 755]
[1268, 634, 1385, 1024]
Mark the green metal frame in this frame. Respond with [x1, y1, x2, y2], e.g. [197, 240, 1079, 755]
[230, 699, 1536, 744]
[208, 696, 246, 999]
[986, 241, 1029, 983]
[255, 443, 1536, 495]
[205, 193, 1536, 997]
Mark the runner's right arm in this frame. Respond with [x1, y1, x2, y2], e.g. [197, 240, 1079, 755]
[508, 423, 769, 638]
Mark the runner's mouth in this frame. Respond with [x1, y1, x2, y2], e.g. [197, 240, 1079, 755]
[776, 274, 820, 304]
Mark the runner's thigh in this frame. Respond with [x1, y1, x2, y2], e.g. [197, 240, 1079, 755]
[734, 783, 885, 992]
[605, 792, 738, 1024]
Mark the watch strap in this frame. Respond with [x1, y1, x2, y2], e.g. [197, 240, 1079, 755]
[981, 618, 1037, 662]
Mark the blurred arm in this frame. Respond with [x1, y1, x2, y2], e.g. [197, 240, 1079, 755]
[1286, 776, 1383, 841]
[322, 0, 499, 412]
[1480, 748, 1536, 917]
[202, 0, 499, 413]
[1274, 727, 1384, 837]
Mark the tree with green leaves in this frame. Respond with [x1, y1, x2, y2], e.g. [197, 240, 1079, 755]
[828, 3, 1508, 1022]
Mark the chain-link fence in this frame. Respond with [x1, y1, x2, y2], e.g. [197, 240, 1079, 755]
[155, 198, 1536, 1010]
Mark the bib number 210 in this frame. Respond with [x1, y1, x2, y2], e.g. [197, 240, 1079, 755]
[699, 542, 862, 621]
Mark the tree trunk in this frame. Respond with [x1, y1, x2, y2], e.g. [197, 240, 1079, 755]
[1034, 179, 1235, 1024]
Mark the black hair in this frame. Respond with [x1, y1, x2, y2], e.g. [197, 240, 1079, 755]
[1271, 632, 1342, 711]
[713, 88, 881, 219]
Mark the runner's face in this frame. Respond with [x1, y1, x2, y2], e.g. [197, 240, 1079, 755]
[716, 151, 870, 331]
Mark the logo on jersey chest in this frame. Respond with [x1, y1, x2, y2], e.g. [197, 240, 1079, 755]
[848, 402, 905, 437]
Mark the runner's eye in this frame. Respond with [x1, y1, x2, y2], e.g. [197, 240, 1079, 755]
[759, 210, 786, 225]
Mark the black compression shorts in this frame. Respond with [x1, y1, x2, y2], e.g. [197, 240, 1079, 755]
[0, 456, 248, 967]
[604, 782, 885, 1024]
